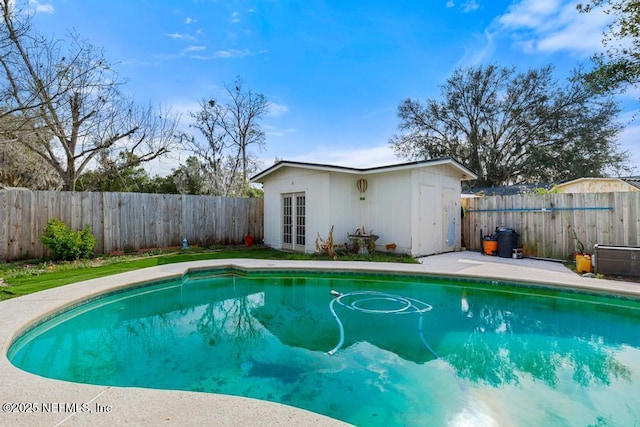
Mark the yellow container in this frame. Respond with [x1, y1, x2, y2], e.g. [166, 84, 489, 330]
[576, 254, 591, 274]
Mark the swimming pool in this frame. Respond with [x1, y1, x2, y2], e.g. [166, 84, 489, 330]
[8, 268, 640, 426]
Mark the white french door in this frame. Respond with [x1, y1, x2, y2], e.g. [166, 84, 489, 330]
[282, 192, 306, 251]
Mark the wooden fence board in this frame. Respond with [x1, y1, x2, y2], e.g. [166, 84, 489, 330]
[630, 193, 639, 246]
[464, 192, 639, 260]
[92, 192, 104, 254]
[0, 191, 6, 258]
[8, 191, 20, 260]
[27, 191, 39, 258]
[0, 189, 264, 260]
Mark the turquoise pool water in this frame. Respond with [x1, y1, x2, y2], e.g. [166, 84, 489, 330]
[8, 270, 640, 426]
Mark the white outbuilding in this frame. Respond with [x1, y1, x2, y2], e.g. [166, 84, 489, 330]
[250, 158, 476, 257]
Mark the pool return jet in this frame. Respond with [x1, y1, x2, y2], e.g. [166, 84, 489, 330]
[326, 290, 439, 359]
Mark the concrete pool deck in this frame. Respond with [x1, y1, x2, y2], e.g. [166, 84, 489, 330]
[1, 251, 638, 426]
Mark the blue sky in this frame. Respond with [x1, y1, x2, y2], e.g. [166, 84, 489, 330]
[29, 0, 639, 175]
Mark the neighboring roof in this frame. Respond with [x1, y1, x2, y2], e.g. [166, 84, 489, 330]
[555, 177, 640, 191]
[462, 176, 640, 197]
[250, 157, 477, 183]
[622, 177, 640, 190]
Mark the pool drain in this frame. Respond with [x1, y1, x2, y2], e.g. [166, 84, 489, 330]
[326, 290, 439, 359]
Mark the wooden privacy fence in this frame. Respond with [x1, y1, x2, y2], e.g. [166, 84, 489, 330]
[462, 192, 640, 260]
[0, 189, 264, 261]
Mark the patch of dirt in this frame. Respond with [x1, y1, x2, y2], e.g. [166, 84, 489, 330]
[602, 274, 640, 284]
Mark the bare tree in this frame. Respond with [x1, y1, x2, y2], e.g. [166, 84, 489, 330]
[224, 76, 270, 191]
[185, 76, 269, 196]
[0, 112, 61, 189]
[0, 0, 178, 190]
[182, 99, 229, 195]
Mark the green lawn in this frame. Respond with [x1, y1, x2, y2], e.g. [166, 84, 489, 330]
[0, 246, 417, 301]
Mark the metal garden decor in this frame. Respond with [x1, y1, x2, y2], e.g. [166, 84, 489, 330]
[356, 178, 368, 200]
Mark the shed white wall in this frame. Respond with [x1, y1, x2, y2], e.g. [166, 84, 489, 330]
[260, 163, 465, 256]
[261, 167, 330, 253]
[261, 169, 414, 254]
[411, 164, 463, 256]
[350, 172, 413, 253]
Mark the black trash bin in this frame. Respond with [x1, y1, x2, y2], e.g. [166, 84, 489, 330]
[496, 227, 518, 258]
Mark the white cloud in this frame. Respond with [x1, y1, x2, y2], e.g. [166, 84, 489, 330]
[496, 0, 612, 56]
[185, 17, 195, 25]
[140, 99, 202, 176]
[615, 109, 640, 174]
[615, 86, 640, 102]
[264, 126, 296, 138]
[120, 57, 153, 67]
[446, 0, 478, 13]
[457, 29, 495, 67]
[189, 49, 253, 60]
[36, 3, 53, 13]
[268, 102, 289, 118]
[166, 33, 196, 41]
[231, 11, 240, 23]
[185, 45, 206, 52]
[168, 100, 200, 122]
[462, 0, 479, 13]
[498, 0, 560, 27]
[287, 145, 399, 168]
[28, 0, 54, 14]
[213, 49, 251, 58]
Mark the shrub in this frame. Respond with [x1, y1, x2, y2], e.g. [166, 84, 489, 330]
[40, 219, 96, 261]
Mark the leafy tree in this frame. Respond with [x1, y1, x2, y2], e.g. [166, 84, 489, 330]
[0, 0, 178, 190]
[76, 167, 181, 194]
[75, 151, 184, 194]
[183, 76, 269, 196]
[245, 186, 264, 198]
[577, 1, 640, 94]
[144, 175, 179, 194]
[172, 156, 210, 195]
[75, 152, 150, 192]
[389, 64, 629, 187]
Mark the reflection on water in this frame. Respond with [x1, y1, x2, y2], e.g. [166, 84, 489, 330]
[445, 291, 633, 388]
[9, 272, 640, 426]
